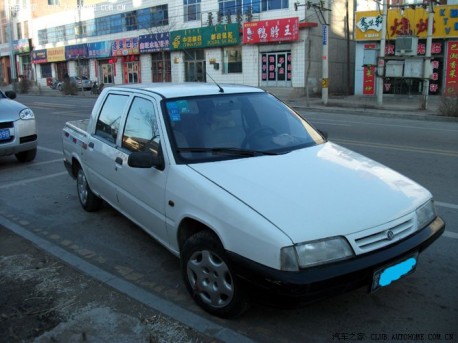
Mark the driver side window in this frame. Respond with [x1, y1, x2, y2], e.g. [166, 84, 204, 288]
[122, 97, 160, 154]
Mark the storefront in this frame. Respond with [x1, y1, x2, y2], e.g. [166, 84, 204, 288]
[139, 33, 171, 82]
[31, 49, 49, 85]
[0, 44, 11, 84]
[355, 5, 458, 96]
[87, 41, 113, 84]
[170, 23, 241, 83]
[243, 17, 299, 88]
[47, 46, 67, 81]
[65, 44, 90, 78]
[112, 37, 140, 84]
[14, 39, 33, 81]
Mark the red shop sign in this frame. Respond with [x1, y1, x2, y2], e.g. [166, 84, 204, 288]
[243, 17, 299, 44]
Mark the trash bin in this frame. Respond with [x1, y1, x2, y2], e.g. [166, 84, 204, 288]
[46, 77, 52, 87]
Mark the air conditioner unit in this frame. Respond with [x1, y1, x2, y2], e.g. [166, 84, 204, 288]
[395, 36, 418, 56]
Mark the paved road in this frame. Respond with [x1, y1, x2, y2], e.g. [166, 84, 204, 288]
[1, 95, 457, 342]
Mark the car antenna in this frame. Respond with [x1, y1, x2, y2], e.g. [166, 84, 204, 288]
[182, 48, 224, 93]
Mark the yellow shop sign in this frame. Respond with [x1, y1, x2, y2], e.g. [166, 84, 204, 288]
[355, 5, 458, 41]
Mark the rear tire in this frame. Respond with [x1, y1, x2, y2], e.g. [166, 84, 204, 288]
[15, 148, 37, 162]
[181, 231, 250, 318]
[76, 167, 102, 212]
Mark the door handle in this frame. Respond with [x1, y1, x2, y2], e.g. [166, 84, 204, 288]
[115, 157, 123, 165]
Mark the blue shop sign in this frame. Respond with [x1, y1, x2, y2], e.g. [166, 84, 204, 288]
[139, 33, 170, 53]
[87, 41, 112, 58]
[65, 44, 88, 59]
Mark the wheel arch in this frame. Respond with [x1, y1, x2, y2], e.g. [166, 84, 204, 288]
[177, 218, 222, 253]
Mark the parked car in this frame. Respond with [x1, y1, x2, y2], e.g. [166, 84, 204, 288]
[62, 83, 444, 318]
[57, 76, 93, 91]
[0, 89, 37, 162]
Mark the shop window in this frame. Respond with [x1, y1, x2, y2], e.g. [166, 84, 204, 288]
[111, 14, 123, 34]
[218, 0, 260, 16]
[100, 64, 114, 84]
[223, 47, 242, 73]
[125, 62, 139, 84]
[152, 5, 169, 26]
[65, 23, 75, 40]
[184, 0, 201, 22]
[41, 64, 52, 78]
[152, 52, 171, 82]
[86, 19, 96, 37]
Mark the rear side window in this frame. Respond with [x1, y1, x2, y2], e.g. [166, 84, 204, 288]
[95, 94, 129, 144]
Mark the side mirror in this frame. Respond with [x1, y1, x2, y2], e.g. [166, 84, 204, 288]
[5, 90, 16, 99]
[128, 151, 163, 169]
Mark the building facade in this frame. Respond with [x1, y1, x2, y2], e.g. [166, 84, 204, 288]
[355, 0, 458, 96]
[1, 0, 355, 97]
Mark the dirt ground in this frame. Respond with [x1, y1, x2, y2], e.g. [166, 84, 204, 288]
[0, 227, 218, 343]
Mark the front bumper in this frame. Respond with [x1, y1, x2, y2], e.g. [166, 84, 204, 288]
[227, 216, 445, 304]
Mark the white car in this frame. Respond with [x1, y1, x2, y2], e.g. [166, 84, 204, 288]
[63, 83, 444, 318]
[0, 89, 37, 162]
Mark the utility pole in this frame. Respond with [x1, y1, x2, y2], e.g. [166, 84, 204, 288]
[322, 0, 329, 105]
[7, 0, 17, 84]
[376, 0, 388, 107]
[421, 1, 434, 110]
[295, 1, 331, 105]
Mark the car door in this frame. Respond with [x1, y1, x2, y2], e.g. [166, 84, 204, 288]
[85, 92, 130, 206]
[113, 95, 169, 246]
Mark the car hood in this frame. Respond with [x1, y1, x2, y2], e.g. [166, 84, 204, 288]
[0, 98, 27, 121]
[189, 142, 430, 243]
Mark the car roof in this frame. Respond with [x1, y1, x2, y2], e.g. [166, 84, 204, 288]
[106, 82, 265, 99]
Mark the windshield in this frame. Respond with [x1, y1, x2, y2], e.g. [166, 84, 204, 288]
[163, 92, 325, 163]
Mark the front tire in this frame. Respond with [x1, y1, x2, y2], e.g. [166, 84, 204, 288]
[15, 148, 37, 162]
[181, 231, 249, 318]
[76, 167, 102, 212]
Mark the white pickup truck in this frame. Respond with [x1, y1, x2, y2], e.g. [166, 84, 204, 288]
[62, 83, 444, 318]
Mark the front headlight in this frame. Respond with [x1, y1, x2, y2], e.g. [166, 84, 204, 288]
[281, 236, 354, 271]
[416, 199, 436, 230]
[19, 108, 35, 120]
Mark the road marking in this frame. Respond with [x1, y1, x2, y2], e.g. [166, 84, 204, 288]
[38, 146, 63, 155]
[443, 231, 458, 239]
[436, 201, 458, 210]
[334, 139, 458, 158]
[28, 158, 62, 167]
[0, 215, 254, 343]
[0, 171, 67, 189]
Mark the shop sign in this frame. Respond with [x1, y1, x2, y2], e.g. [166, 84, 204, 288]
[88, 41, 112, 58]
[363, 66, 376, 95]
[0, 43, 11, 57]
[139, 33, 170, 53]
[355, 6, 458, 41]
[31, 49, 47, 64]
[13, 39, 31, 54]
[243, 17, 299, 44]
[170, 24, 240, 50]
[384, 41, 443, 56]
[65, 44, 88, 60]
[444, 41, 458, 95]
[112, 37, 139, 56]
[47, 46, 66, 62]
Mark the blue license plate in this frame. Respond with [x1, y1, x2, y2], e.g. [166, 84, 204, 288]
[0, 128, 11, 141]
[371, 253, 418, 292]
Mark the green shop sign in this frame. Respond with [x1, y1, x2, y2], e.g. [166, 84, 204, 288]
[170, 24, 240, 50]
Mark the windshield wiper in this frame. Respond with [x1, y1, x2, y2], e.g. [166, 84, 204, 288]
[176, 147, 281, 156]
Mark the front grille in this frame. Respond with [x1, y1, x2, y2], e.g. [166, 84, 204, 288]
[0, 122, 14, 129]
[354, 219, 415, 252]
